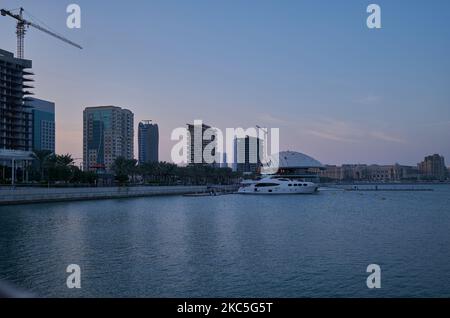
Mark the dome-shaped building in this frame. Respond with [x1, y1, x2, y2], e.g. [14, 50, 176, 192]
[261, 151, 324, 181]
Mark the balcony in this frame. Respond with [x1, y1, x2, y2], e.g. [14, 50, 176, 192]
[22, 70, 34, 76]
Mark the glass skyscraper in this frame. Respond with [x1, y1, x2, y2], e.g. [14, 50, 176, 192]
[138, 120, 159, 164]
[29, 98, 55, 153]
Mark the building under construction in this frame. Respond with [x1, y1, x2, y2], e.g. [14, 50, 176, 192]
[0, 7, 81, 184]
[0, 48, 34, 151]
[0, 49, 35, 184]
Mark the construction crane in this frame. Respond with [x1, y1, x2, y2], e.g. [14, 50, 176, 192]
[1, 7, 82, 59]
[256, 125, 269, 140]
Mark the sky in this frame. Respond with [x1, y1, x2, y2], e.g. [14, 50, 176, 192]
[0, 0, 449, 165]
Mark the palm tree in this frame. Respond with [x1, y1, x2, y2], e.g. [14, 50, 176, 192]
[32, 150, 53, 181]
[128, 159, 138, 184]
[139, 162, 156, 183]
[57, 154, 75, 183]
[111, 157, 137, 185]
[45, 154, 76, 183]
[56, 154, 75, 167]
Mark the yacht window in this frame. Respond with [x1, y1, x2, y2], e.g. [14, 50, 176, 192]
[255, 183, 280, 187]
[303, 184, 308, 186]
[288, 184, 292, 187]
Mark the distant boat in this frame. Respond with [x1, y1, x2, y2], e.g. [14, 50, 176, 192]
[238, 176, 319, 195]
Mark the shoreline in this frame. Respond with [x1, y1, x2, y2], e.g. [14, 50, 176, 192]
[0, 182, 447, 206]
[320, 182, 450, 187]
[0, 185, 238, 206]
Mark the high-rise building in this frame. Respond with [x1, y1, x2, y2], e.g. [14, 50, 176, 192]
[0, 49, 35, 184]
[0, 49, 34, 152]
[220, 152, 228, 169]
[29, 98, 55, 153]
[234, 136, 264, 174]
[418, 154, 447, 180]
[83, 106, 134, 172]
[138, 120, 159, 164]
[187, 122, 217, 165]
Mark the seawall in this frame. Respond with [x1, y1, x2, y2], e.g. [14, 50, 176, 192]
[0, 185, 236, 206]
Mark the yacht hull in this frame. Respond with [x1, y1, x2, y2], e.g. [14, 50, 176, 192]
[237, 188, 319, 194]
[237, 179, 319, 195]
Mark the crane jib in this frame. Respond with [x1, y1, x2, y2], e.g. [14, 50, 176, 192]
[1, 7, 83, 58]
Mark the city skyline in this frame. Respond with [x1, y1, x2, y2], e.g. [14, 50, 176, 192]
[0, 0, 449, 165]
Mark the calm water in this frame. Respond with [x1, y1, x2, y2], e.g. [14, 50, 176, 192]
[1, 186, 450, 298]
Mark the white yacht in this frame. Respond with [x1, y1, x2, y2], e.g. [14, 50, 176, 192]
[238, 177, 319, 195]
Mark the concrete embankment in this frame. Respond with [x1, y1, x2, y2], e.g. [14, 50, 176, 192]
[322, 183, 435, 191]
[0, 185, 237, 206]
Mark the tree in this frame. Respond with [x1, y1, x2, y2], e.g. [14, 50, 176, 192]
[47, 154, 75, 183]
[111, 157, 137, 185]
[70, 166, 98, 185]
[32, 149, 53, 181]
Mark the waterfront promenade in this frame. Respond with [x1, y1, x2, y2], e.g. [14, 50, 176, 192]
[0, 185, 238, 205]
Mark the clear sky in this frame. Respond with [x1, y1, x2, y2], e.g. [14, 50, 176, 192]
[1, 0, 449, 165]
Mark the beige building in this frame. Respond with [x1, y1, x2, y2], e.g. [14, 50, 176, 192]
[418, 154, 447, 180]
[83, 106, 134, 172]
[320, 164, 418, 182]
[319, 165, 342, 180]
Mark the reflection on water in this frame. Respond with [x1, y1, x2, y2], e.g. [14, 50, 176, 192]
[1, 185, 450, 297]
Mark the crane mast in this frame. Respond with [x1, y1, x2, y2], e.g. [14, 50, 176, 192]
[15, 8, 26, 59]
[1, 7, 82, 59]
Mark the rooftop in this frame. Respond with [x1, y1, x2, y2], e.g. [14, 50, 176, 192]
[262, 151, 324, 174]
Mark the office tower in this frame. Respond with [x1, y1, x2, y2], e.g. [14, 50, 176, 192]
[138, 120, 159, 164]
[221, 152, 228, 169]
[187, 122, 216, 165]
[83, 106, 134, 172]
[234, 136, 264, 174]
[0, 49, 33, 151]
[29, 98, 55, 153]
[418, 154, 447, 180]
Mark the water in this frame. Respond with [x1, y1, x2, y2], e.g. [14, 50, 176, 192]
[1, 185, 450, 298]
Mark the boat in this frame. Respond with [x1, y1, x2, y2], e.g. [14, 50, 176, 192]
[237, 176, 319, 194]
